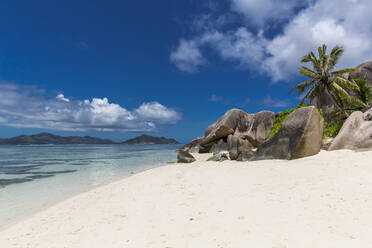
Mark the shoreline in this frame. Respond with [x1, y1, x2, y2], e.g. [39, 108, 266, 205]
[2, 150, 372, 247]
[0, 158, 174, 232]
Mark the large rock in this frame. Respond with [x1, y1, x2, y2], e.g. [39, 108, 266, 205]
[178, 137, 203, 153]
[328, 110, 372, 151]
[234, 111, 275, 147]
[253, 106, 323, 160]
[201, 109, 275, 153]
[202, 109, 242, 146]
[349, 61, 372, 86]
[227, 134, 254, 160]
[177, 150, 196, 163]
[310, 90, 336, 123]
[209, 139, 228, 154]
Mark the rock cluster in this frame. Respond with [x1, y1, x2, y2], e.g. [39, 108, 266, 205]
[178, 106, 325, 163]
[200, 109, 275, 159]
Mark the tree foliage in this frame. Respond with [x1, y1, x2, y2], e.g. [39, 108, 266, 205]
[291, 44, 361, 117]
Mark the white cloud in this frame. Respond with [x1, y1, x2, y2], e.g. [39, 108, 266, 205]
[56, 94, 70, 102]
[231, 0, 310, 27]
[0, 82, 181, 131]
[172, 0, 372, 81]
[170, 39, 206, 73]
[135, 102, 181, 124]
[262, 0, 372, 81]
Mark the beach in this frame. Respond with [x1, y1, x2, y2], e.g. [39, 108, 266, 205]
[2, 150, 372, 247]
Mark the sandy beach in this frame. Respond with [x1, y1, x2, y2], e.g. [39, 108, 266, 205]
[2, 150, 372, 247]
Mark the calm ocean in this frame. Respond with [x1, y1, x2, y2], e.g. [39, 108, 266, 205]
[0, 144, 180, 230]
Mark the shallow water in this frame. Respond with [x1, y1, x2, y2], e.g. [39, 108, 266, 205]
[0, 144, 180, 229]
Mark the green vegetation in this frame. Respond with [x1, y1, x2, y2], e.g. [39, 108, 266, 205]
[290, 44, 360, 117]
[349, 78, 372, 111]
[269, 109, 295, 138]
[325, 121, 343, 138]
[281, 44, 372, 139]
[269, 103, 334, 138]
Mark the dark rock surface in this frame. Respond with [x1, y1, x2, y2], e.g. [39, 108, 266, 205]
[200, 109, 275, 153]
[177, 150, 196, 163]
[253, 106, 323, 160]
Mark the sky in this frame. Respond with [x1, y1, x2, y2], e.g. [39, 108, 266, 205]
[0, 0, 372, 143]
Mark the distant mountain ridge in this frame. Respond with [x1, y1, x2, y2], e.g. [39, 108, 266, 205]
[0, 133, 179, 145]
[122, 134, 179, 145]
[0, 133, 115, 145]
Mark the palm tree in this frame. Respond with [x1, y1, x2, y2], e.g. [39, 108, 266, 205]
[290, 44, 358, 117]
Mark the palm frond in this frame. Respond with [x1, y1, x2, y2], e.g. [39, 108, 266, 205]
[331, 68, 356, 75]
[289, 79, 316, 95]
[298, 66, 316, 78]
[350, 97, 367, 109]
[334, 76, 359, 91]
[354, 78, 372, 105]
[328, 46, 344, 70]
[330, 82, 351, 103]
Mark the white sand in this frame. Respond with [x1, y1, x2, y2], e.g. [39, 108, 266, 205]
[2, 150, 372, 247]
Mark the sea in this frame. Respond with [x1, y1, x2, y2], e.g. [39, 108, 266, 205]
[0, 144, 180, 230]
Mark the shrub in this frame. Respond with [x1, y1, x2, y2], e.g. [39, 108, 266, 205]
[325, 121, 342, 138]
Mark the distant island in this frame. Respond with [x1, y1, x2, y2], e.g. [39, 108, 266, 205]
[0, 133, 115, 145]
[0, 133, 179, 145]
[122, 134, 179, 145]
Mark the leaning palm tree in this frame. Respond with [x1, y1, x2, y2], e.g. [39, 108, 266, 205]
[290, 44, 358, 117]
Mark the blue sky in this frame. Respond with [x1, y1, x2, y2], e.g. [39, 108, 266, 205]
[0, 0, 371, 143]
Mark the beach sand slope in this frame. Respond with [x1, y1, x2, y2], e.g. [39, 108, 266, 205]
[1, 150, 372, 247]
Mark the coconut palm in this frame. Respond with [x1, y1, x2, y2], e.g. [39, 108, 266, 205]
[290, 44, 358, 117]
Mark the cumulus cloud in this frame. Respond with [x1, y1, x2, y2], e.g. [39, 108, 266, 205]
[56, 94, 70, 102]
[135, 102, 181, 124]
[0, 82, 181, 131]
[171, 0, 372, 81]
[170, 39, 206, 73]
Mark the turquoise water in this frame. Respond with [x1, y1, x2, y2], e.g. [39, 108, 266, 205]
[0, 144, 180, 229]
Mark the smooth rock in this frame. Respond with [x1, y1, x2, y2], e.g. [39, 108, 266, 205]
[234, 111, 275, 147]
[349, 61, 372, 86]
[202, 109, 275, 149]
[253, 106, 323, 160]
[329, 110, 372, 151]
[177, 150, 196, 163]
